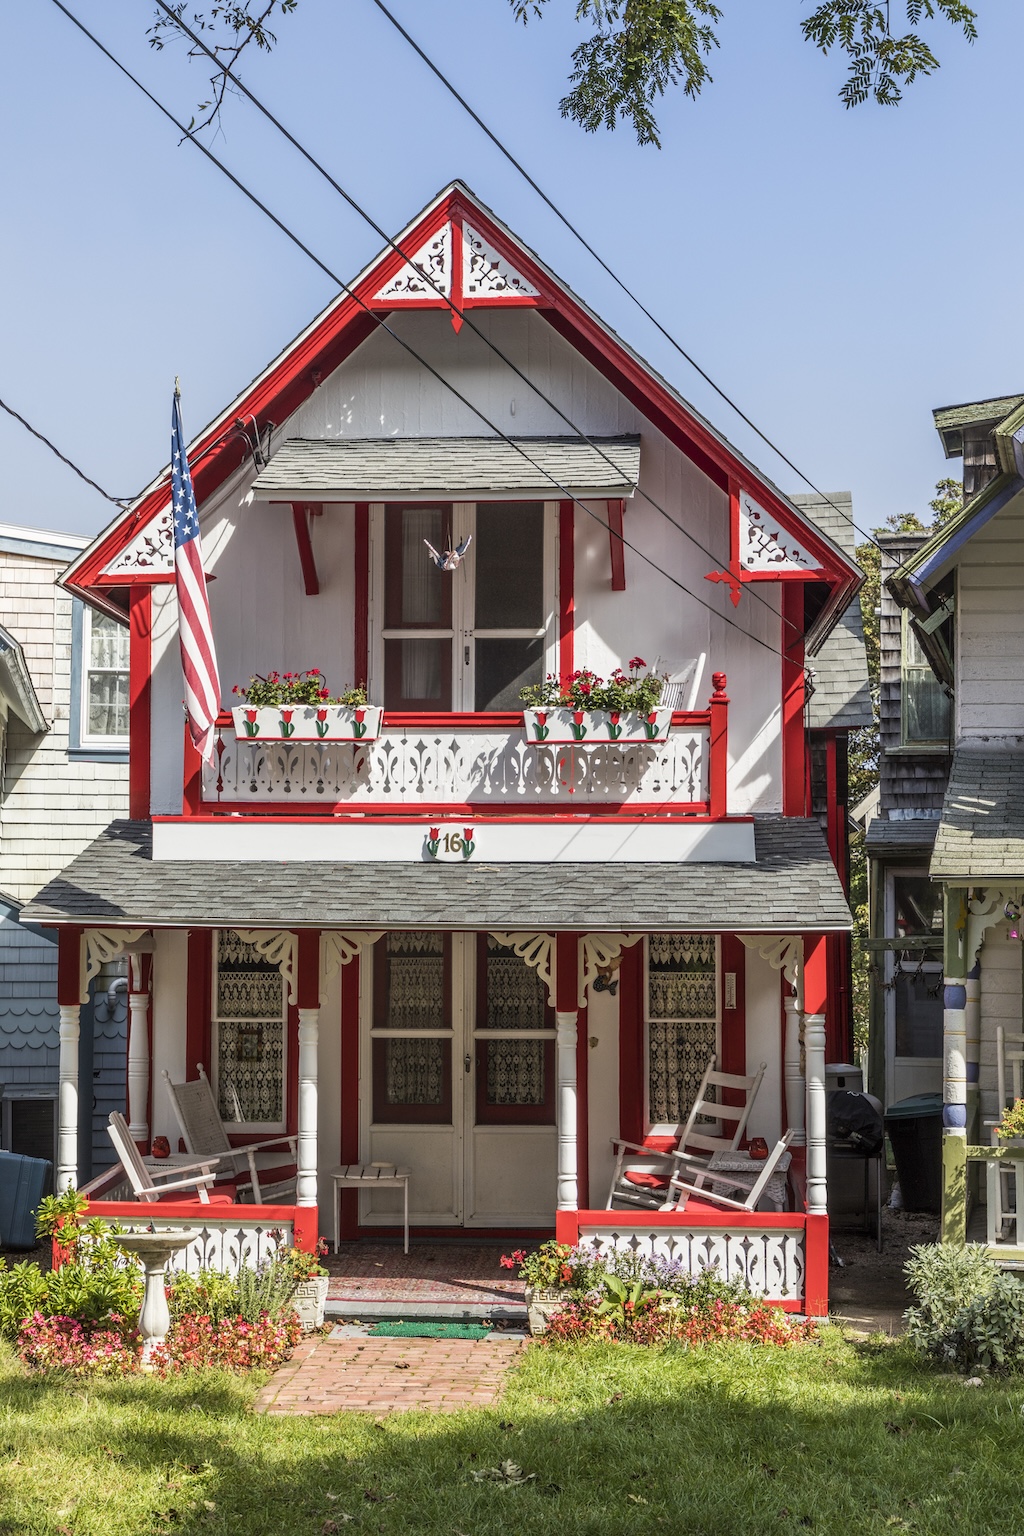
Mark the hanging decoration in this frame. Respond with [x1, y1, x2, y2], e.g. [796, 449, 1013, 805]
[424, 531, 472, 572]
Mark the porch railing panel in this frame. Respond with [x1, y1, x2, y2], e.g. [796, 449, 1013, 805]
[201, 716, 711, 811]
[79, 1200, 313, 1275]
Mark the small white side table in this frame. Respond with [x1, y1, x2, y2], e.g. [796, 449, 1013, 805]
[331, 1163, 410, 1254]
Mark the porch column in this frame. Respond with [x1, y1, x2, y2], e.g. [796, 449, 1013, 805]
[965, 959, 981, 1099]
[295, 931, 321, 1209]
[127, 954, 151, 1148]
[940, 887, 969, 1241]
[783, 990, 806, 1148]
[803, 935, 828, 1217]
[555, 932, 579, 1211]
[56, 927, 84, 1192]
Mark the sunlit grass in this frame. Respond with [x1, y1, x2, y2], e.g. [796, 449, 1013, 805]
[1, 1330, 1022, 1534]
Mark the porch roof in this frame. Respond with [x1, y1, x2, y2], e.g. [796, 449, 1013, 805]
[931, 749, 1024, 880]
[251, 435, 642, 501]
[20, 817, 852, 933]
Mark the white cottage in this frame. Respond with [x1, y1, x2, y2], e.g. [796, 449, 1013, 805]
[24, 184, 862, 1311]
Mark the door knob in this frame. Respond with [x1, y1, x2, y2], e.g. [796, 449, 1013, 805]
[465, 1053, 472, 1074]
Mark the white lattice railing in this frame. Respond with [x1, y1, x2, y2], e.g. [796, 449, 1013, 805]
[81, 1204, 295, 1276]
[202, 721, 710, 809]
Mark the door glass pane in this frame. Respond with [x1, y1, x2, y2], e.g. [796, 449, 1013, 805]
[894, 969, 943, 1057]
[481, 935, 551, 1029]
[376, 932, 449, 1030]
[475, 503, 544, 628]
[385, 507, 448, 625]
[475, 637, 543, 710]
[384, 638, 452, 709]
[372, 1037, 452, 1123]
[483, 1038, 546, 1106]
[646, 935, 718, 1126]
[893, 877, 943, 937]
[214, 932, 285, 1124]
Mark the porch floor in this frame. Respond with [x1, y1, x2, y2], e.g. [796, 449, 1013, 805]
[324, 1242, 527, 1321]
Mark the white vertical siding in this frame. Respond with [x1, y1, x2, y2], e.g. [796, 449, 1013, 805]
[978, 921, 1022, 1126]
[955, 493, 1024, 739]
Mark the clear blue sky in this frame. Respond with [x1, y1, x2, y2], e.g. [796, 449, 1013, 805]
[1, 1, 1020, 545]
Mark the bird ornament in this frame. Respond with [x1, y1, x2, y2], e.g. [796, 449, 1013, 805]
[424, 532, 472, 572]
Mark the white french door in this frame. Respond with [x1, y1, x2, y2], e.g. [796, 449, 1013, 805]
[370, 501, 557, 711]
[358, 933, 557, 1228]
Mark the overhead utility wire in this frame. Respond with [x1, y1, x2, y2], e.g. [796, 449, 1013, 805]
[369, 0, 889, 563]
[50, 2, 790, 663]
[0, 394, 130, 507]
[145, 0, 802, 642]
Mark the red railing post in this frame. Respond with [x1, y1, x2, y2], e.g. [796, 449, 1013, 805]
[183, 722, 203, 815]
[708, 672, 728, 819]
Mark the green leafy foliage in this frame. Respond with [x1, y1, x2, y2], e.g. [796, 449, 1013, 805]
[0, 1191, 143, 1341]
[903, 1241, 1024, 1372]
[520, 660, 665, 711]
[232, 670, 366, 707]
[995, 1098, 1024, 1141]
[801, 1, 977, 108]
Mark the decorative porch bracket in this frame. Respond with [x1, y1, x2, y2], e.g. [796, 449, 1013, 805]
[232, 929, 300, 1004]
[82, 928, 149, 1002]
[320, 930, 385, 997]
[577, 932, 642, 1007]
[489, 932, 556, 1007]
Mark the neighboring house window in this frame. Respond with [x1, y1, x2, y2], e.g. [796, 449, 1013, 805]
[901, 615, 950, 746]
[212, 931, 286, 1131]
[645, 934, 719, 1132]
[71, 603, 129, 752]
[886, 869, 943, 1065]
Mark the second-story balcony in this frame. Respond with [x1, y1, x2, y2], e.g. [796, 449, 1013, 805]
[197, 683, 728, 818]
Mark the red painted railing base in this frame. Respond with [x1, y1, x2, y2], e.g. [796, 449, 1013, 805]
[74, 1201, 319, 1255]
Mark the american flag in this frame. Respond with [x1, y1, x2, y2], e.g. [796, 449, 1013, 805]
[172, 389, 221, 766]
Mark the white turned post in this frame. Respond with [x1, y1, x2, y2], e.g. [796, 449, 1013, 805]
[127, 987, 151, 1146]
[296, 1006, 319, 1207]
[784, 991, 806, 1147]
[804, 1012, 827, 1216]
[57, 1003, 81, 1191]
[555, 1009, 578, 1210]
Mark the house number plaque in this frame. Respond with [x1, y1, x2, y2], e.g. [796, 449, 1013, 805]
[424, 826, 476, 861]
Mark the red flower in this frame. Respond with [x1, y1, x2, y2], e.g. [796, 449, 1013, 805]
[609, 711, 620, 723]
[629, 656, 646, 671]
[429, 827, 440, 840]
[280, 709, 293, 722]
[231, 684, 240, 694]
[463, 827, 475, 842]
[319, 688, 330, 700]
[245, 709, 257, 722]
[535, 711, 547, 725]
[579, 682, 591, 695]
[573, 710, 584, 724]
[646, 711, 657, 723]
[354, 708, 365, 722]
[307, 668, 320, 676]
[316, 709, 328, 722]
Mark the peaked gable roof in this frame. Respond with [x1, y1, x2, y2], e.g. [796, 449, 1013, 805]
[63, 181, 859, 641]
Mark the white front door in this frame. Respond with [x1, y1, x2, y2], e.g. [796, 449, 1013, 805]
[359, 932, 557, 1228]
[371, 501, 557, 711]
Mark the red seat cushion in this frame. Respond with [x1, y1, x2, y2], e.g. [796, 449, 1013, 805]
[155, 1184, 238, 1206]
[623, 1170, 670, 1190]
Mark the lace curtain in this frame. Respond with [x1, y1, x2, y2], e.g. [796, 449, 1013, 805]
[484, 937, 549, 1030]
[384, 931, 447, 1031]
[215, 932, 285, 1124]
[383, 1037, 445, 1107]
[646, 933, 718, 1127]
[483, 1038, 546, 1106]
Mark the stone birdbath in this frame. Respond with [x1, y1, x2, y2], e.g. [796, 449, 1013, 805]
[115, 1231, 194, 1367]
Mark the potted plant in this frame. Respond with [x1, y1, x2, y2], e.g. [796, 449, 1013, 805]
[520, 658, 672, 744]
[501, 1241, 582, 1336]
[995, 1100, 1024, 1145]
[280, 1240, 330, 1331]
[230, 671, 382, 742]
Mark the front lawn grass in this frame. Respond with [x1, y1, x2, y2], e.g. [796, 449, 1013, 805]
[1, 1329, 1022, 1535]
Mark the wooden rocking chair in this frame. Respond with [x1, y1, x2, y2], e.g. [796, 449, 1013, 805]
[606, 1056, 767, 1210]
[106, 1112, 232, 1204]
[163, 1065, 297, 1204]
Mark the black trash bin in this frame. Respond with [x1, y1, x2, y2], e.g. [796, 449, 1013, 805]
[884, 1093, 943, 1213]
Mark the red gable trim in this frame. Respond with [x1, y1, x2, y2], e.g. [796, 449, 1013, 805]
[65, 186, 857, 611]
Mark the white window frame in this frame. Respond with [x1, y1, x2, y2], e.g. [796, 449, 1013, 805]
[211, 930, 288, 1135]
[900, 611, 951, 749]
[643, 933, 721, 1137]
[79, 605, 130, 747]
[369, 500, 558, 710]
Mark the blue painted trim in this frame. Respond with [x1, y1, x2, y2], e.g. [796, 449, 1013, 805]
[966, 1062, 980, 1084]
[944, 984, 967, 1010]
[943, 1104, 968, 1130]
[915, 475, 1024, 588]
[68, 600, 129, 758]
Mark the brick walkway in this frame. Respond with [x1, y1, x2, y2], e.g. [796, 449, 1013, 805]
[255, 1333, 523, 1415]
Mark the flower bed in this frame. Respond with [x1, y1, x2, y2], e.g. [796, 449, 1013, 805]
[16, 1309, 302, 1377]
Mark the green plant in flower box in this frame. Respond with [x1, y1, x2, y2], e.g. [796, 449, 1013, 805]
[519, 657, 665, 713]
[231, 669, 367, 708]
[995, 1098, 1024, 1141]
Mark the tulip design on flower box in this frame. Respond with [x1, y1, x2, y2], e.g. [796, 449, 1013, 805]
[230, 671, 381, 741]
[519, 658, 673, 744]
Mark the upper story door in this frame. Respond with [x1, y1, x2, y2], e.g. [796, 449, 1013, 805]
[373, 501, 556, 711]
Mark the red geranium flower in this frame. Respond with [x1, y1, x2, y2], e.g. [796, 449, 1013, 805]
[629, 656, 646, 671]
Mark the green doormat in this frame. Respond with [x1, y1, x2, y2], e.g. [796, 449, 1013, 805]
[368, 1320, 490, 1339]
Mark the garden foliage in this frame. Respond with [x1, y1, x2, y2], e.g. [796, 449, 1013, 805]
[520, 659, 665, 713]
[905, 1241, 1024, 1372]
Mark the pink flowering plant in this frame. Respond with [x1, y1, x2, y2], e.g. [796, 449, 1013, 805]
[231, 669, 367, 708]
[520, 657, 665, 713]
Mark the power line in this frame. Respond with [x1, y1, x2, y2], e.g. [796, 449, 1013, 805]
[0, 394, 130, 506]
[145, 0, 807, 642]
[49, 0, 794, 665]
[367, 0, 892, 564]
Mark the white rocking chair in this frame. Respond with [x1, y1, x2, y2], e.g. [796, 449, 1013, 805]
[163, 1065, 297, 1204]
[106, 1112, 227, 1204]
[663, 1131, 794, 1214]
[607, 1056, 767, 1210]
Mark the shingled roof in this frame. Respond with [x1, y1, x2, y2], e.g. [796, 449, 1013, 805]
[790, 494, 872, 730]
[20, 818, 852, 933]
[931, 749, 1024, 880]
[252, 435, 642, 500]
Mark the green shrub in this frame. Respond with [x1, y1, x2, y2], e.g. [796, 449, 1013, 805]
[904, 1242, 1024, 1372]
